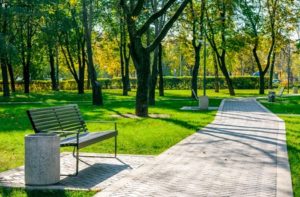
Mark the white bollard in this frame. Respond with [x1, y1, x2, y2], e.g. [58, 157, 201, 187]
[198, 96, 209, 110]
[25, 133, 60, 185]
[293, 87, 298, 94]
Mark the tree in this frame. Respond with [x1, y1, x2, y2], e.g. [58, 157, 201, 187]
[149, 0, 167, 105]
[17, 0, 41, 94]
[119, 8, 131, 96]
[239, 0, 280, 94]
[205, 0, 235, 96]
[58, 3, 86, 94]
[83, 0, 103, 105]
[120, 0, 190, 116]
[0, 0, 10, 97]
[41, 2, 60, 91]
[189, 0, 205, 98]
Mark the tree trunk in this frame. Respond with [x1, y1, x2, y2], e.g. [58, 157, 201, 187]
[120, 11, 131, 96]
[49, 46, 58, 91]
[125, 53, 131, 91]
[120, 47, 127, 96]
[83, 0, 103, 105]
[149, 47, 158, 105]
[55, 46, 60, 90]
[259, 73, 265, 94]
[269, 52, 276, 89]
[1, 60, 10, 97]
[219, 56, 235, 96]
[23, 62, 30, 94]
[222, 68, 234, 95]
[191, 46, 200, 98]
[78, 40, 85, 94]
[135, 56, 150, 116]
[253, 40, 267, 95]
[213, 53, 219, 93]
[1, 2, 9, 97]
[158, 43, 164, 96]
[132, 42, 150, 117]
[86, 62, 91, 89]
[7, 61, 15, 92]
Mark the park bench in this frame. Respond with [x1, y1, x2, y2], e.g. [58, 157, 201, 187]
[27, 104, 118, 176]
[277, 87, 285, 98]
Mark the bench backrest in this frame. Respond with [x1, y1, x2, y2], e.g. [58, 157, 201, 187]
[27, 104, 87, 134]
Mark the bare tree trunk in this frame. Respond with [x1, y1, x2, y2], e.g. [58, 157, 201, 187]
[124, 48, 131, 91]
[48, 45, 58, 91]
[191, 46, 200, 98]
[55, 45, 59, 90]
[134, 48, 151, 116]
[158, 43, 164, 96]
[7, 61, 15, 92]
[83, 0, 103, 105]
[1, 4, 10, 97]
[269, 52, 276, 89]
[119, 12, 131, 96]
[213, 53, 219, 93]
[149, 47, 158, 105]
[1, 60, 10, 97]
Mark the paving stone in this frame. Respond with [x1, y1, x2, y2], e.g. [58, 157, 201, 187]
[95, 99, 293, 197]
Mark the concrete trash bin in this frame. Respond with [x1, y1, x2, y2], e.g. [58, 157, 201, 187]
[268, 91, 276, 102]
[25, 133, 60, 185]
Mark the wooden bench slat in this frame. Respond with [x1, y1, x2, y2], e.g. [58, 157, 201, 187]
[30, 113, 80, 120]
[35, 123, 61, 130]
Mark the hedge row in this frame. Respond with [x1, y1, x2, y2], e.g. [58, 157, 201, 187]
[0, 76, 270, 92]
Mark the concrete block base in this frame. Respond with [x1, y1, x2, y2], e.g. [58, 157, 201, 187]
[198, 96, 209, 110]
[25, 133, 60, 185]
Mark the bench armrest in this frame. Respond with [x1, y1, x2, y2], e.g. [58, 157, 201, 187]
[49, 130, 80, 137]
[86, 120, 116, 123]
[85, 121, 118, 131]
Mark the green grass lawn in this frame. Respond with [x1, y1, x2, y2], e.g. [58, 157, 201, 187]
[260, 96, 300, 197]
[0, 188, 95, 197]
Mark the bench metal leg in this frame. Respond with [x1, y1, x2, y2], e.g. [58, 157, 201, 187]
[75, 145, 79, 176]
[61, 146, 79, 177]
[115, 136, 117, 158]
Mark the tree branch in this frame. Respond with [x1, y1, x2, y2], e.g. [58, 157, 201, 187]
[147, 0, 190, 52]
[137, 0, 177, 36]
[132, 0, 145, 16]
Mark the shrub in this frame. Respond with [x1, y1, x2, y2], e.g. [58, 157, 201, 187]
[0, 76, 269, 92]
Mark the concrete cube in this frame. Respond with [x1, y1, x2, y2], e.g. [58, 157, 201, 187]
[25, 133, 60, 185]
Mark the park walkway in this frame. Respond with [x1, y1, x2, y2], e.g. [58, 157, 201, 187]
[96, 98, 293, 197]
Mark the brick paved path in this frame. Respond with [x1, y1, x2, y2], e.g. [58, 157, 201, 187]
[96, 99, 293, 197]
